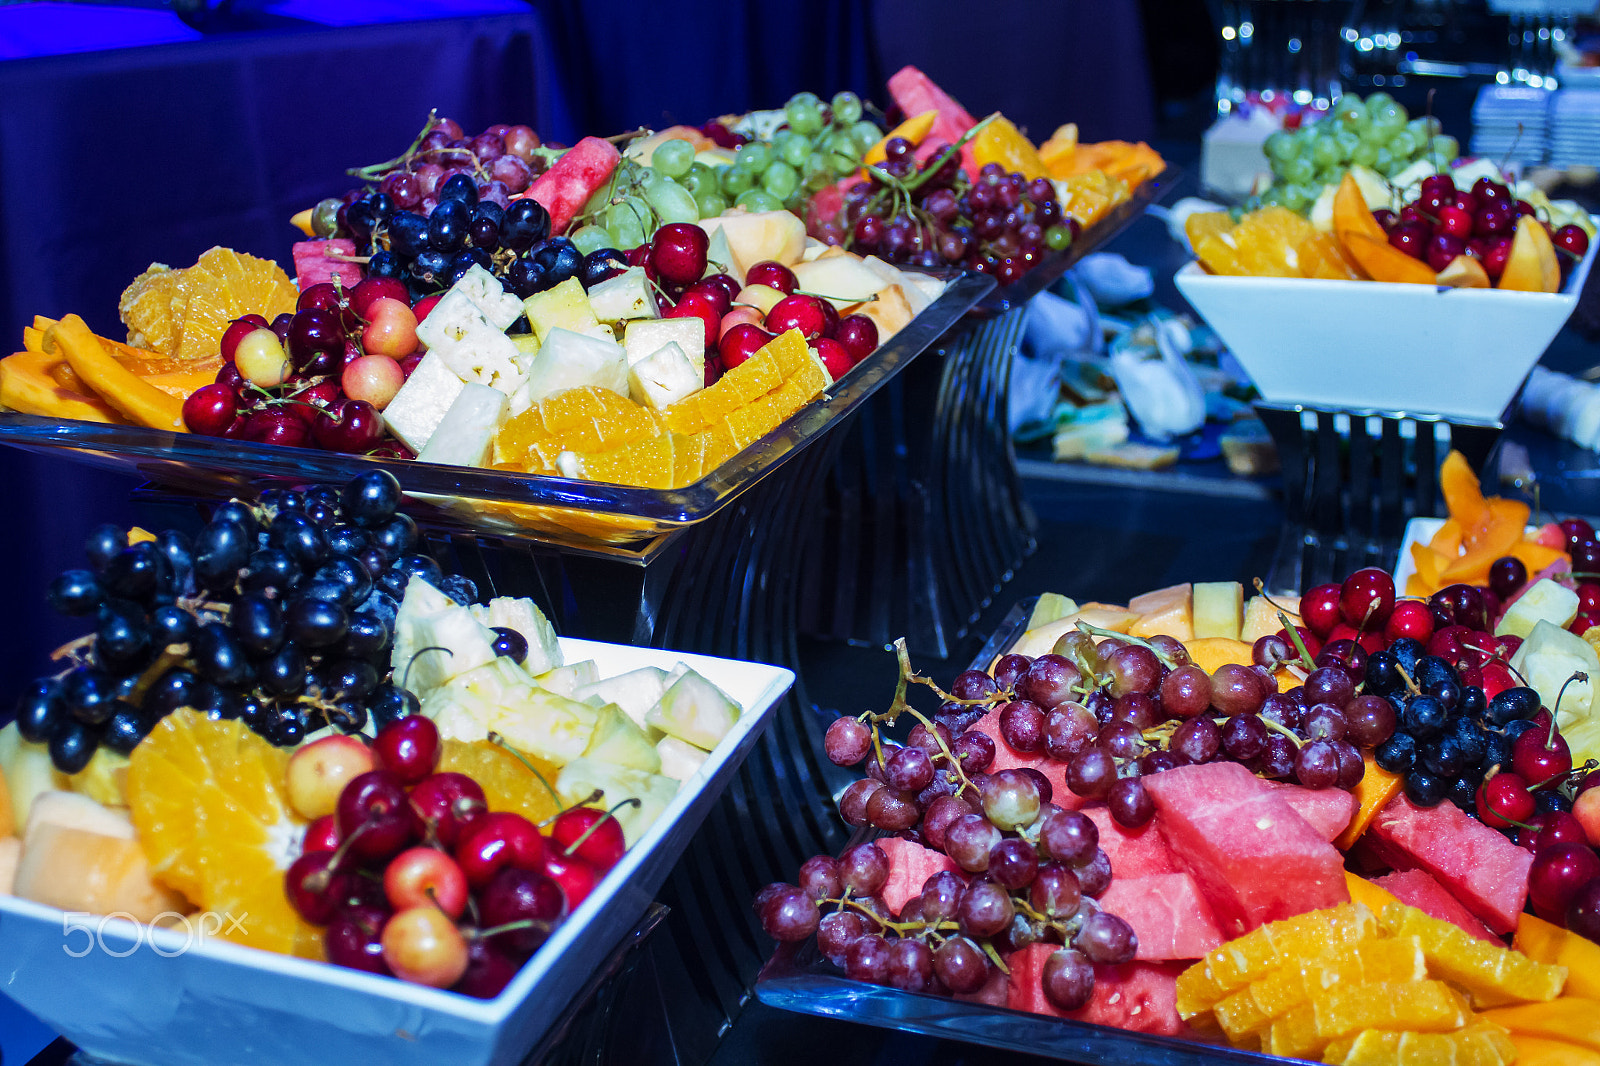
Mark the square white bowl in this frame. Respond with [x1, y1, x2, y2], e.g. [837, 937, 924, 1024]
[1175, 222, 1600, 425]
[0, 638, 794, 1066]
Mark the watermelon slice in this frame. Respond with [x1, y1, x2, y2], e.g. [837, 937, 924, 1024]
[1143, 762, 1349, 937]
[1005, 942, 1187, 1035]
[971, 708, 1084, 810]
[292, 239, 361, 291]
[1366, 794, 1534, 935]
[1372, 868, 1498, 942]
[886, 65, 980, 178]
[1080, 802, 1176, 877]
[1261, 781, 1358, 842]
[1098, 872, 1227, 961]
[525, 136, 622, 236]
[875, 836, 960, 917]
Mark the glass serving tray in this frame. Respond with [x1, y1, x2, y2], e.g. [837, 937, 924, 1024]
[752, 596, 1282, 1066]
[0, 273, 993, 556]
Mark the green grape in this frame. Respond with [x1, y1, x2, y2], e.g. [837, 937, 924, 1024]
[778, 132, 811, 168]
[581, 180, 616, 219]
[1311, 135, 1341, 169]
[802, 155, 834, 192]
[735, 142, 772, 172]
[680, 169, 707, 195]
[1387, 129, 1419, 160]
[850, 120, 881, 153]
[720, 165, 755, 195]
[602, 197, 650, 250]
[1350, 142, 1379, 167]
[1372, 146, 1397, 175]
[651, 138, 696, 179]
[1429, 135, 1459, 164]
[1282, 156, 1315, 184]
[831, 91, 863, 125]
[1335, 129, 1361, 162]
[1240, 195, 1262, 215]
[1332, 95, 1367, 129]
[828, 148, 858, 176]
[1265, 131, 1297, 163]
[788, 102, 824, 136]
[1364, 91, 1395, 113]
[788, 90, 822, 111]
[1407, 116, 1443, 141]
[762, 160, 800, 199]
[1281, 183, 1313, 212]
[1259, 186, 1286, 208]
[636, 166, 665, 189]
[644, 180, 700, 225]
[1315, 168, 1345, 188]
[570, 224, 617, 256]
[735, 187, 784, 213]
[694, 188, 730, 219]
[1369, 101, 1407, 137]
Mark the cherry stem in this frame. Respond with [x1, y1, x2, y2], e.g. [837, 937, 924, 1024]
[1394, 662, 1423, 698]
[1275, 611, 1319, 673]
[473, 917, 555, 940]
[1552, 672, 1588, 749]
[402, 645, 452, 693]
[792, 287, 878, 304]
[562, 797, 642, 857]
[1531, 758, 1597, 792]
[1076, 622, 1179, 670]
[1462, 643, 1529, 686]
[485, 731, 567, 808]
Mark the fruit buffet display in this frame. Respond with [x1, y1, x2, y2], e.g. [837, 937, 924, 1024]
[1, 468, 755, 997]
[0, 67, 1163, 501]
[754, 454, 1600, 1063]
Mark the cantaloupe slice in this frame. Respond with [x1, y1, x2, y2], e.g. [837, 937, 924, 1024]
[14, 802, 188, 923]
[0, 836, 19, 895]
[1437, 254, 1490, 289]
[1128, 583, 1194, 641]
[1440, 453, 1491, 532]
[1343, 233, 1438, 285]
[1499, 216, 1562, 294]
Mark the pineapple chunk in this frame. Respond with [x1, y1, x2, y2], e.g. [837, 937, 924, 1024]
[645, 668, 741, 750]
[656, 735, 710, 781]
[1497, 578, 1580, 640]
[581, 704, 662, 774]
[554, 758, 679, 846]
[1027, 592, 1079, 630]
[1510, 619, 1599, 729]
[522, 277, 598, 343]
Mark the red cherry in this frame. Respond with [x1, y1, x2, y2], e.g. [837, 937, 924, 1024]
[682, 278, 732, 318]
[1436, 205, 1473, 241]
[1513, 723, 1574, 786]
[1480, 238, 1513, 280]
[412, 293, 445, 322]
[1575, 614, 1600, 637]
[1454, 190, 1479, 214]
[1477, 770, 1535, 829]
[1426, 232, 1467, 273]
[549, 806, 628, 872]
[400, 353, 424, 379]
[220, 315, 269, 362]
[407, 772, 488, 848]
[541, 850, 599, 910]
[182, 383, 240, 437]
[384, 845, 469, 918]
[1472, 177, 1510, 204]
[1580, 583, 1600, 615]
[285, 850, 358, 924]
[1384, 600, 1434, 643]
[454, 811, 546, 889]
[1389, 223, 1430, 259]
[1555, 224, 1590, 261]
[1480, 662, 1518, 701]
[350, 276, 410, 320]
[765, 295, 828, 340]
[1562, 518, 1597, 554]
[1521, 810, 1591, 852]
[1529, 843, 1600, 922]
[284, 379, 342, 426]
[650, 222, 709, 285]
[455, 937, 523, 999]
[1300, 584, 1343, 638]
[1373, 208, 1398, 233]
[832, 314, 879, 364]
[335, 769, 414, 863]
[243, 409, 311, 449]
[297, 281, 346, 317]
[313, 400, 384, 454]
[699, 273, 741, 307]
[718, 323, 773, 370]
[1339, 568, 1396, 628]
[287, 309, 344, 373]
[665, 292, 720, 353]
[1276, 625, 1322, 661]
[811, 337, 853, 380]
[745, 260, 798, 294]
[703, 355, 724, 388]
[477, 866, 566, 954]
[372, 715, 440, 784]
[304, 814, 342, 853]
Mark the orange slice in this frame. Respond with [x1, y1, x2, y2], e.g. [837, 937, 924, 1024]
[1380, 903, 1565, 1008]
[127, 710, 320, 958]
[1176, 903, 1378, 1017]
[1324, 1023, 1517, 1066]
[437, 738, 561, 827]
[1267, 979, 1467, 1060]
[1298, 231, 1365, 280]
[1213, 934, 1426, 1039]
[574, 432, 678, 489]
[118, 247, 298, 362]
[1185, 212, 1234, 253]
[1195, 206, 1315, 278]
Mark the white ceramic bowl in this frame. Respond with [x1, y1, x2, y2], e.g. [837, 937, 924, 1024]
[0, 638, 794, 1066]
[1174, 225, 1600, 425]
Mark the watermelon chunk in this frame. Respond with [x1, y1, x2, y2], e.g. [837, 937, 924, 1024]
[1098, 872, 1227, 961]
[1143, 762, 1349, 938]
[1366, 794, 1533, 935]
[971, 707, 1084, 810]
[1261, 781, 1358, 842]
[292, 239, 361, 291]
[1005, 942, 1186, 1035]
[525, 136, 622, 236]
[886, 65, 980, 179]
[875, 836, 960, 917]
[1080, 802, 1176, 877]
[1372, 868, 1498, 942]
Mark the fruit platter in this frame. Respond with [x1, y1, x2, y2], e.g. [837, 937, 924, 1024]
[0, 66, 1167, 548]
[755, 454, 1600, 1065]
[0, 468, 793, 1066]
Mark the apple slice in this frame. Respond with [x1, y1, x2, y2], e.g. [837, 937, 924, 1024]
[1436, 254, 1490, 289]
[1498, 215, 1561, 294]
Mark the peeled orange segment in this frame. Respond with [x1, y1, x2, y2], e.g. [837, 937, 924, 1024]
[1267, 979, 1467, 1060]
[127, 710, 317, 957]
[1195, 206, 1315, 278]
[437, 738, 561, 827]
[1323, 1023, 1518, 1066]
[1055, 170, 1129, 228]
[1298, 232, 1365, 280]
[493, 385, 663, 470]
[118, 265, 183, 355]
[1499, 215, 1563, 293]
[1176, 903, 1378, 1017]
[1379, 903, 1566, 1009]
[969, 115, 1049, 180]
[1213, 934, 1427, 1039]
[118, 247, 299, 362]
[573, 432, 678, 489]
[1185, 212, 1234, 253]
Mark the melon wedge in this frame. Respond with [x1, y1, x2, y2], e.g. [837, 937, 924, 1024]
[525, 136, 622, 237]
[876, 836, 959, 917]
[1098, 871, 1227, 961]
[1005, 942, 1187, 1035]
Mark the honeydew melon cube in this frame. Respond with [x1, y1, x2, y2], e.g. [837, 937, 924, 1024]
[523, 277, 598, 343]
[1192, 581, 1244, 641]
[624, 317, 704, 374]
[628, 341, 702, 411]
[554, 758, 679, 845]
[535, 660, 600, 697]
[645, 668, 741, 750]
[391, 578, 498, 696]
[381, 352, 466, 454]
[414, 289, 523, 392]
[1510, 619, 1599, 729]
[1496, 578, 1580, 640]
[791, 255, 888, 310]
[416, 383, 510, 468]
[573, 666, 670, 733]
[586, 267, 657, 323]
[1027, 592, 1080, 630]
[1243, 595, 1297, 642]
[522, 328, 629, 404]
[581, 703, 663, 774]
[489, 688, 600, 767]
[703, 225, 740, 283]
[453, 264, 525, 330]
[468, 596, 563, 675]
[656, 735, 710, 781]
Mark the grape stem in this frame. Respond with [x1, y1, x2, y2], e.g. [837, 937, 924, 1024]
[827, 894, 955, 937]
[980, 938, 1012, 975]
[346, 109, 444, 181]
[1274, 610, 1318, 673]
[843, 112, 1001, 252]
[1261, 716, 1305, 749]
[1074, 622, 1179, 669]
[1393, 661, 1423, 698]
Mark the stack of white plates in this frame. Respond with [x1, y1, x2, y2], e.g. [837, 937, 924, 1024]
[1549, 89, 1600, 168]
[1471, 84, 1550, 165]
